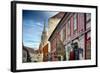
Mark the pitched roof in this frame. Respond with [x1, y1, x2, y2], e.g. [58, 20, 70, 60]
[50, 12, 65, 19]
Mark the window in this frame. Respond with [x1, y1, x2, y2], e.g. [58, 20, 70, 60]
[86, 13, 91, 29]
[60, 27, 66, 42]
[60, 29, 63, 41]
[86, 13, 91, 22]
[86, 21, 91, 29]
[67, 20, 70, 36]
[86, 31, 91, 59]
[73, 14, 77, 31]
[63, 27, 66, 41]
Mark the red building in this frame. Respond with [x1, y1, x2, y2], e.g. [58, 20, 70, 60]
[48, 12, 91, 61]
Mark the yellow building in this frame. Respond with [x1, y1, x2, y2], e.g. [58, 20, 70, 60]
[48, 12, 65, 39]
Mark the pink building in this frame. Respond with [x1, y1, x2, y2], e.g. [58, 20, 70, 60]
[48, 12, 91, 61]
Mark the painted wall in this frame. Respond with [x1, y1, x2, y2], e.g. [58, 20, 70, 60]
[48, 17, 61, 39]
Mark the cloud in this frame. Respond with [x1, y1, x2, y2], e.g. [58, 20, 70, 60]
[24, 40, 40, 43]
[36, 22, 43, 27]
[24, 41, 40, 49]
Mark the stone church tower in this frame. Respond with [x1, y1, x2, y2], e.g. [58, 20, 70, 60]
[39, 21, 48, 51]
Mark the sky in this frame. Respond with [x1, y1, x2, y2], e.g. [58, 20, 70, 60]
[23, 10, 58, 50]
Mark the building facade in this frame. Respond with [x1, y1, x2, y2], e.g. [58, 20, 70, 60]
[48, 12, 66, 61]
[30, 50, 43, 62]
[42, 44, 48, 61]
[22, 46, 34, 62]
[22, 46, 30, 62]
[48, 12, 91, 61]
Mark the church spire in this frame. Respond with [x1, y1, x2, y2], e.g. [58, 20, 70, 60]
[43, 20, 46, 32]
[39, 20, 48, 49]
